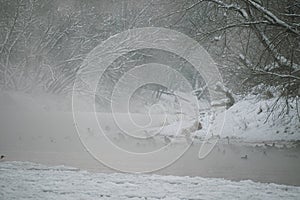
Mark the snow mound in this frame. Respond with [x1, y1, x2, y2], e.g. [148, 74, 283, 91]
[154, 95, 299, 142]
[220, 95, 300, 141]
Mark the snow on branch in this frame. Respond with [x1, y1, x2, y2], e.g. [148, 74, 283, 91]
[212, 0, 299, 71]
[239, 53, 300, 81]
[246, 0, 300, 36]
[198, 21, 270, 40]
[254, 69, 300, 81]
[207, 0, 249, 19]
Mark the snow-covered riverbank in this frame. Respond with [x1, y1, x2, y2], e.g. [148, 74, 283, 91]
[1, 161, 299, 200]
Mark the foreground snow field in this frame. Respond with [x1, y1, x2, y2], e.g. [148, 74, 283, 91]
[0, 161, 299, 200]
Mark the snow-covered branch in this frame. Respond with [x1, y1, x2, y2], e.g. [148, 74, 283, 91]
[203, 0, 300, 70]
[254, 69, 300, 81]
[245, 0, 300, 36]
[198, 21, 270, 40]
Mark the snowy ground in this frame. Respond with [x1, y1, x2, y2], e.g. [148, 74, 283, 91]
[1, 161, 300, 200]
